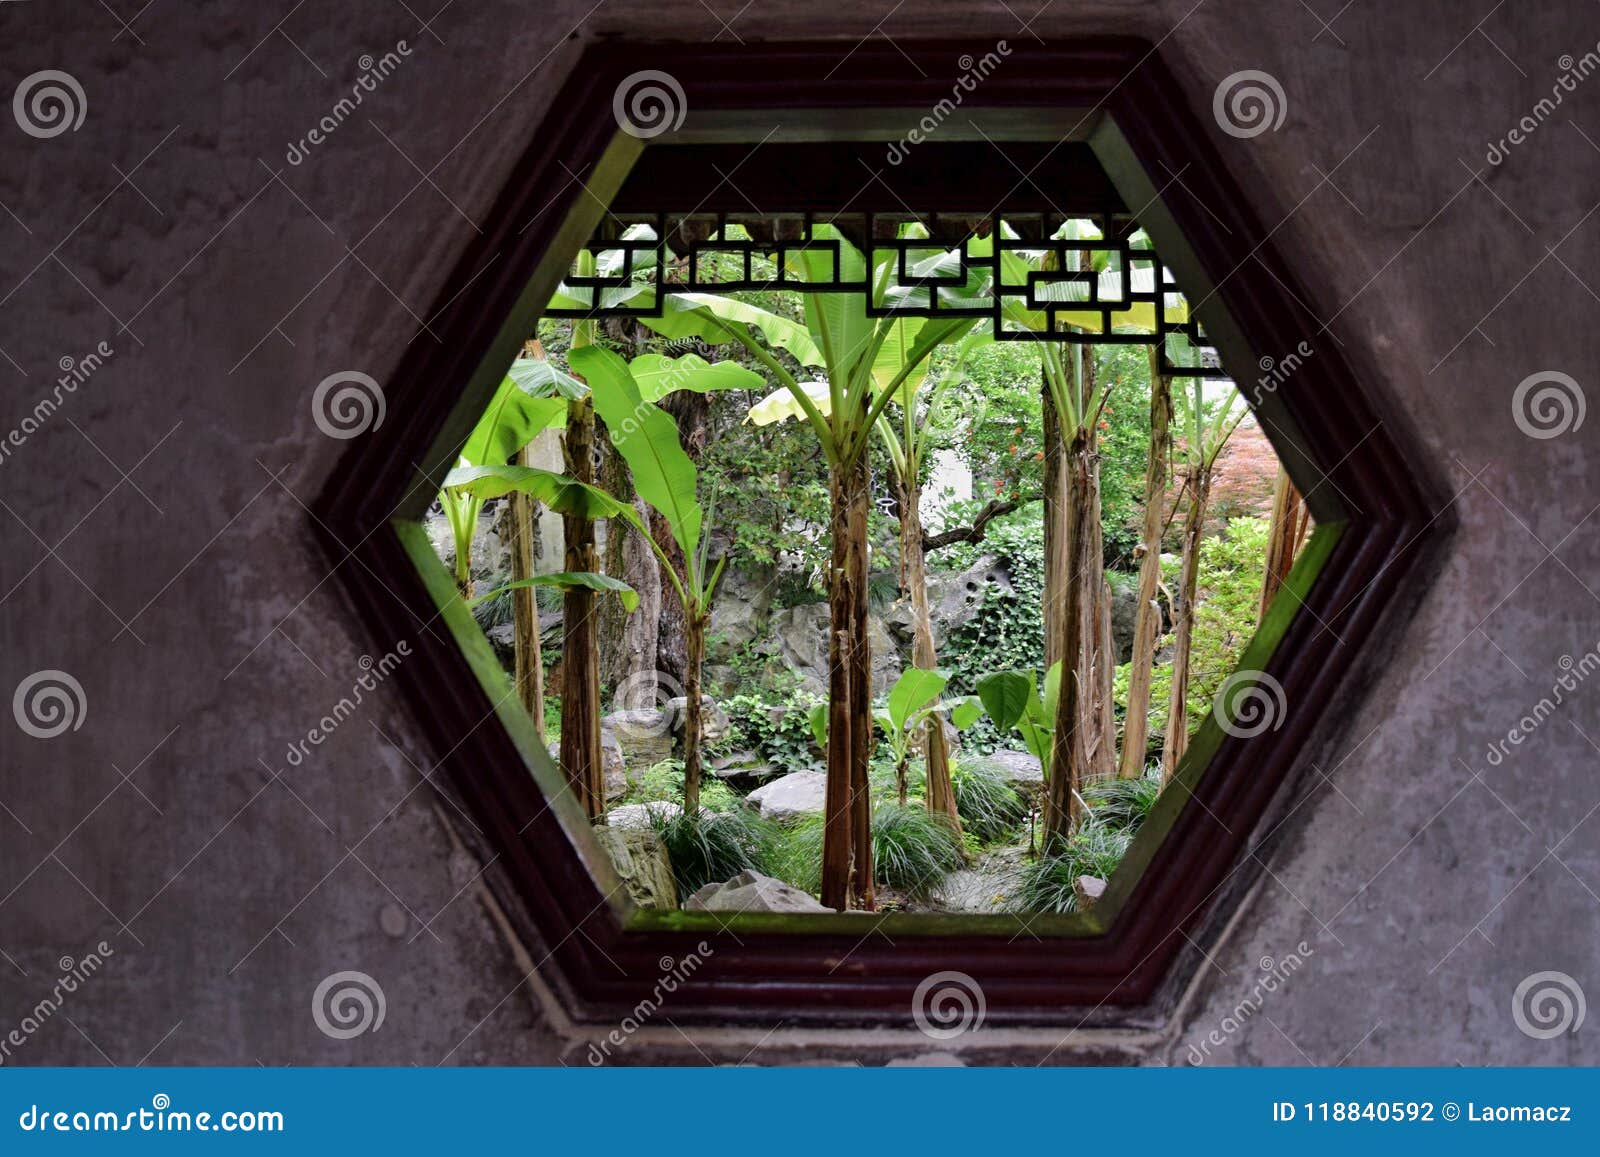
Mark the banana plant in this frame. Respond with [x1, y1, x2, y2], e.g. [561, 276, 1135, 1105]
[753, 327, 992, 837]
[976, 662, 1064, 769]
[448, 344, 757, 816]
[874, 669, 982, 808]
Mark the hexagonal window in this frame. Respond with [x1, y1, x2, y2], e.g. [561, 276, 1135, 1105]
[315, 40, 1439, 1026]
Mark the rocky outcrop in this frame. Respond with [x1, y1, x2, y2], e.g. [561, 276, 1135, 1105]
[605, 801, 681, 831]
[685, 870, 834, 914]
[592, 826, 678, 909]
[548, 732, 628, 801]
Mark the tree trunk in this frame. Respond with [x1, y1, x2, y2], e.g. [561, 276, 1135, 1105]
[1045, 431, 1093, 848]
[560, 396, 605, 820]
[896, 473, 961, 834]
[509, 442, 546, 740]
[682, 610, 706, 815]
[1117, 353, 1172, 779]
[1259, 467, 1310, 621]
[1161, 468, 1211, 785]
[821, 454, 875, 911]
[1041, 370, 1069, 671]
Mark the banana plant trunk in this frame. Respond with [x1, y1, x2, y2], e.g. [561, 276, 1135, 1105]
[894, 473, 961, 834]
[1045, 430, 1094, 848]
[560, 396, 605, 819]
[1162, 467, 1212, 784]
[682, 608, 707, 815]
[1259, 467, 1310, 620]
[821, 453, 875, 911]
[1118, 353, 1172, 779]
[1041, 373, 1069, 671]
[509, 441, 546, 741]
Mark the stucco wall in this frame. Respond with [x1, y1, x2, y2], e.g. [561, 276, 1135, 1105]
[2, 0, 1597, 1066]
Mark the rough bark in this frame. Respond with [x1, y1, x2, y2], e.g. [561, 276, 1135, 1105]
[1041, 370, 1069, 671]
[559, 396, 605, 820]
[896, 473, 961, 834]
[596, 421, 657, 698]
[1161, 468, 1212, 785]
[821, 454, 875, 911]
[1259, 467, 1310, 621]
[509, 441, 546, 740]
[1044, 431, 1093, 847]
[1117, 353, 1172, 779]
[682, 610, 706, 815]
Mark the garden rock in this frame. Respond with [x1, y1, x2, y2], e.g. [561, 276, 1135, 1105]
[985, 749, 1043, 787]
[745, 769, 827, 822]
[665, 695, 731, 744]
[550, 733, 628, 801]
[685, 870, 834, 914]
[605, 801, 681, 831]
[768, 604, 899, 695]
[592, 826, 678, 910]
[601, 709, 674, 772]
[926, 556, 1013, 649]
[706, 568, 772, 662]
[1073, 875, 1107, 910]
[710, 750, 779, 789]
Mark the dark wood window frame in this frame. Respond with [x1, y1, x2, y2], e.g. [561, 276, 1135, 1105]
[314, 38, 1449, 1027]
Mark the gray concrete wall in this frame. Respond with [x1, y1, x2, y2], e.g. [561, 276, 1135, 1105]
[1, 0, 1597, 1066]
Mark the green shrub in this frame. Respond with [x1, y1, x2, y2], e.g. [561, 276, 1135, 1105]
[951, 758, 1030, 845]
[631, 759, 739, 812]
[763, 803, 965, 901]
[871, 804, 965, 898]
[1012, 819, 1134, 914]
[1082, 769, 1161, 835]
[648, 807, 771, 902]
[720, 688, 827, 772]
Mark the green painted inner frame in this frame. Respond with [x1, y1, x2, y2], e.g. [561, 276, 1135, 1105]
[391, 106, 1346, 940]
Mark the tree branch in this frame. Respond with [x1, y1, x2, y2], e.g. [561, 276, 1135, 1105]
[921, 497, 1024, 554]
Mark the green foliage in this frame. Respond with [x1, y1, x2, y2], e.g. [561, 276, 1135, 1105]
[1132, 516, 1270, 740]
[720, 688, 827, 773]
[951, 758, 1030, 845]
[764, 803, 964, 899]
[1082, 769, 1161, 834]
[631, 759, 738, 813]
[1012, 819, 1134, 914]
[648, 807, 771, 901]
[939, 510, 1047, 720]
